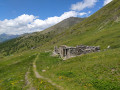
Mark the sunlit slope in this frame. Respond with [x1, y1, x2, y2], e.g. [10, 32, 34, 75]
[36, 49, 120, 90]
[0, 51, 58, 90]
[0, 51, 36, 89]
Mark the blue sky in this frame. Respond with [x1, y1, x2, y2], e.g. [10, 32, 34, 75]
[0, 0, 113, 35]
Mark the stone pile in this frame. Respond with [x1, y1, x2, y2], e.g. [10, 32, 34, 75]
[54, 45, 100, 60]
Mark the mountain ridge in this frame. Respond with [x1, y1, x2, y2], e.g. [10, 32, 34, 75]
[0, 34, 19, 43]
[41, 17, 85, 34]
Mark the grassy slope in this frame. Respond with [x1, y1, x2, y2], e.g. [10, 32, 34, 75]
[0, 51, 36, 90]
[0, 51, 58, 90]
[36, 50, 120, 90]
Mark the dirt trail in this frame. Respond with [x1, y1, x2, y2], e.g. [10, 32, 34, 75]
[23, 68, 36, 90]
[33, 54, 64, 90]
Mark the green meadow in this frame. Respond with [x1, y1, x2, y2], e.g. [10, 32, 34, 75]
[0, 51, 58, 90]
[36, 50, 120, 90]
[0, 51, 36, 90]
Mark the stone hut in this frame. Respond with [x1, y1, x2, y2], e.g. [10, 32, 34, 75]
[54, 45, 100, 59]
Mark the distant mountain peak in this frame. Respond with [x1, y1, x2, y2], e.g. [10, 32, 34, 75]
[41, 17, 85, 34]
[0, 34, 19, 42]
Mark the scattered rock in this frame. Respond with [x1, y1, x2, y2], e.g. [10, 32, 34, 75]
[42, 70, 46, 72]
[47, 66, 49, 69]
[20, 80, 24, 82]
[107, 45, 110, 49]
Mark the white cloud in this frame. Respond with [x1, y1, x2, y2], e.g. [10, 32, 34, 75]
[88, 11, 91, 14]
[0, 14, 36, 35]
[79, 12, 87, 16]
[0, 0, 97, 35]
[0, 11, 81, 35]
[104, 0, 112, 6]
[71, 0, 97, 11]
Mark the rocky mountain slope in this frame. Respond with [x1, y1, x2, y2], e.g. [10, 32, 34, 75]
[41, 17, 85, 34]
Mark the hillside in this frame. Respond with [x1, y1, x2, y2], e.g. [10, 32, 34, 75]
[0, 0, 120, 90]
[40, 0, 120, 50]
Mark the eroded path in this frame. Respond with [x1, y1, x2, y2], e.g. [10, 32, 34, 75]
[33, 54, 64, 90]
[23, 67, 36, 90]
